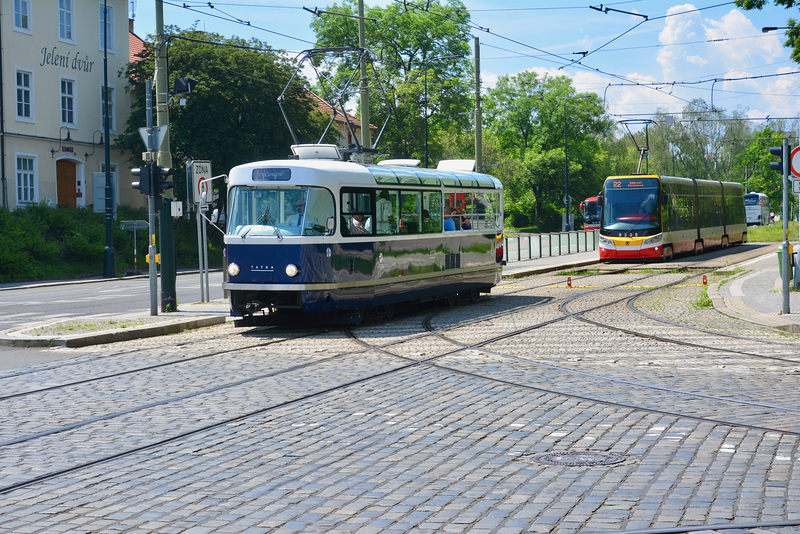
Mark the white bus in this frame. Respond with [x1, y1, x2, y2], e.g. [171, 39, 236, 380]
[744, 192, 770, 225]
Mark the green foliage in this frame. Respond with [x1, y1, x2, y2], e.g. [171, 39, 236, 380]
[311, 0, 473, 162]
[0, 205, 223, 283]
[117, 27, 328, 212]
[482, 72, 613, 231]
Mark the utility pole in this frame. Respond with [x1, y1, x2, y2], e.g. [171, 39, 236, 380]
[155, 0, 176, 312]
[102, 0, 115, 277]
[474, 37, 482, 173]
[357, 0, 371, 156]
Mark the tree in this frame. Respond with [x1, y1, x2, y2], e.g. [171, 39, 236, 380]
[483, 72, 613, 230]
[118, 27, 328, 206]
[310, 0, 473, 163]
[736, 1, 800, 62]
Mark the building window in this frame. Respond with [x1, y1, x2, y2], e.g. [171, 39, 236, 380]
[16, 154, 37, 205]
[59, 0, 74, 42]
[61, 78, 76, 126]
[99, 3, 115, 53]
[101, 86, 115, 132]
[14, 0, 31, 32]
[16, 70, 33, 121]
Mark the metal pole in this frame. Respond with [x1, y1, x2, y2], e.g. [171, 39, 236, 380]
[357, 0, 371, 155]
[196, 205, 205, 302]
[203, 207, 210, 302]
[782, 137, 790, 314]
[155, 0, 176, 312]
[424, 66, 429, 168]
[102, 0, 115, 277]
[146, 81, 158, 316]
[474, 37, 482, 173]
[564, 100, 570, 231]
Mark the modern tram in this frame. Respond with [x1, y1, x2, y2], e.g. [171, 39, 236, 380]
[580, 194, 601, 231]
[598, 175, 746, 261]
[223, 145, 504, 324]
[745, 192, 771, 226]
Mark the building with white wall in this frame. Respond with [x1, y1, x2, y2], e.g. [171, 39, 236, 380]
[0, 0, 141, 211]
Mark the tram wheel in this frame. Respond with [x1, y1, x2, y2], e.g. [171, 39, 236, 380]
[383, 303, 397, 320]
[469, 288, 481, 302]
[662, 246, 673, 263]
[447, 295, 458, 307]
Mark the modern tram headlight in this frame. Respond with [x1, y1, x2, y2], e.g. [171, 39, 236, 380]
[643, 234, 663, 246]
[227, 262, 240, 277]
[599, 236, 613, 246]
[285, 264, 300, 277]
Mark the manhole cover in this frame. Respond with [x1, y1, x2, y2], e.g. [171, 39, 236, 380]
[531, 451, 626, 466]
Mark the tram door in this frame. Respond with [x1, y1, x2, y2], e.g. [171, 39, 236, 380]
[56, 159, 77, 208]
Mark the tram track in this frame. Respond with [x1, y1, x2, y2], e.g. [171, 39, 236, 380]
[3, 266, 798, 499]
[0, 270, 646, 495]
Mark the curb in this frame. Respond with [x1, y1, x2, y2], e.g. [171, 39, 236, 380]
[0, 315, 228, 348]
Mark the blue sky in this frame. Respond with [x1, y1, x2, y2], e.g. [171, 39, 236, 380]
[129, 1, 800, 126]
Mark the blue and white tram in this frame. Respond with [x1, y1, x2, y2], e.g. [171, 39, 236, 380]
[744, 192, 770, 226]
[223, 151, 504, 324]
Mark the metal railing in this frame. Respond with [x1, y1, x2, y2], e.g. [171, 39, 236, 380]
[503, 230, 599, 262]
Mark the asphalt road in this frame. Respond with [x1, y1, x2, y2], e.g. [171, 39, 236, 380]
[0, 270, 225, 368]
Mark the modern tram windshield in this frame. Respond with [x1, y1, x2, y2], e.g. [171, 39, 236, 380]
[602, 178, 661, 234]
[228, 186, 335, 237]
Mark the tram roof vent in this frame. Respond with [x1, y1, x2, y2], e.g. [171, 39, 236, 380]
[377, 159, 421, 167]
[437, 159, 476, 172]
[291, 144, 342, 161]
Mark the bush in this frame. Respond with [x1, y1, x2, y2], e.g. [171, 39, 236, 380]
[0, 203, 223, 283]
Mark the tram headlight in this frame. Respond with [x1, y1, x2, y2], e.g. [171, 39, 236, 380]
[285, 264, 300, 277]
[227, 262, 240, 277]
[599, 236, 613, 246]
[643, 234, 663, 246]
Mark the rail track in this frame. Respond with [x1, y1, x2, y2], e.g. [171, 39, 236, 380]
[2, 263, 800, 533]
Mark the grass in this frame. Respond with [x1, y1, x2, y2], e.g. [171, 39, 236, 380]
[748, 223, 799, 242]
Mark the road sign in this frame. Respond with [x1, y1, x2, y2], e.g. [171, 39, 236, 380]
[138, 126, 169, 152]
[120, 220, 149, 231]
[791, 146, 800, 178]
[188, 160, 213, 205]
[793, 179, 800, 195]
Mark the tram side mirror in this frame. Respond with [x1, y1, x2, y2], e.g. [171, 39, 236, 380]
[211, 209, 219, 224]
[661, 192, 668, 205]
[327, 217, 335, 231]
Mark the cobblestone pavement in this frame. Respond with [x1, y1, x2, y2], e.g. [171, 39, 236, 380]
[2, 262, 800, 533]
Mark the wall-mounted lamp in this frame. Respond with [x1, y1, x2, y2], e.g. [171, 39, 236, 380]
[84, 130, 105, 160]
[51, 127, 73, 158]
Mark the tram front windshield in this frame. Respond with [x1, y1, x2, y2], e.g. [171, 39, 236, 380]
[227, 186, 335, 237]
[601, 178, 661, 235]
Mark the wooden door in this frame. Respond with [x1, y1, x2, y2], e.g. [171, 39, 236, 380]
[56, 159, 77, 208]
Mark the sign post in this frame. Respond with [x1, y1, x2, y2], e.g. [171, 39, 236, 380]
[188, 160, 213, 302]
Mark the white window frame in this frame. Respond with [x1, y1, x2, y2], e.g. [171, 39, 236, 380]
[14, 0, 32, 34]
[15, 153, 38, 205]
[60, 77, 77, 127]
[15, 69, 34, 122]
[58, 0, 75, 43]
[99, 3, 115, 54]
[101, 84, 116, 133]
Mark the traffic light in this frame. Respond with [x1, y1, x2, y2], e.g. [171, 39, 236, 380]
[131, 164, 152, 195]
[155, 165, 174, 194]
[769, 145, 786, 174]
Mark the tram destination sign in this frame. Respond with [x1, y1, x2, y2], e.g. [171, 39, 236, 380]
[609, 177, 659, 188]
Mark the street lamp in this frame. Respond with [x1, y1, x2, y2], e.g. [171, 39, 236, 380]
[762, 26, 792, 33]
[423, 54, 464, 168]
[563, 94, 591, 232]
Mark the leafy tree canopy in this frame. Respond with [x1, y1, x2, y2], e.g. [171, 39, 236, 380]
[118, 27, 328, 204]
[310, 0, 473, 162]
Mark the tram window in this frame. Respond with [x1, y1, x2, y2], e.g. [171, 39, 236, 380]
[227, 186, 334, 236]
[422, 191, 442, 233]
[400, 192, 422, 234]
[376, 189, 398, 235]
[341, 189, 374, 236]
